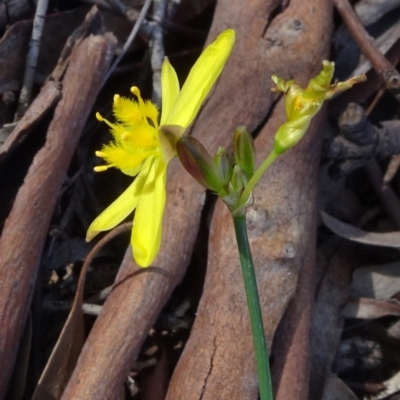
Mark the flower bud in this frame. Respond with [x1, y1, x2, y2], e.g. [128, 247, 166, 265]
[214, 147, 233, 186]
[230, 165, 248, 193]
[233, 126, 255, 178]
[177, 136, 224, 192]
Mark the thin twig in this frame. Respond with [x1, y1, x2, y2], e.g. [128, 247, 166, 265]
[333, 0, 400, 99]
[149, 0, 167, 104]
[166, 0, 182, 20]
[101, 0, 153, 88]
[15, 0, 49, 121]
[43, 300, 103, 316]
[384, 155, 400, 184]
[74, 222, 133, 305]
[364, 159, 400, 229]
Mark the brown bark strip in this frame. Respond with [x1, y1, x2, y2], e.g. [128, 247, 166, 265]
[0, 81, 60, 162]
[0, 33, 115, 398]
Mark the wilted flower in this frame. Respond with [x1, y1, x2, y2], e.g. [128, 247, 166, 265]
[272, 60, 366, 154]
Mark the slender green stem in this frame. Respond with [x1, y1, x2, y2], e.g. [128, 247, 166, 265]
[233, 214, 273, 400]
[240, 150, 278, 206]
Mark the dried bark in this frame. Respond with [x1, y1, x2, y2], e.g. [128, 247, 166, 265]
[61, 0, 332, 399]
[0, 33, 115, 398]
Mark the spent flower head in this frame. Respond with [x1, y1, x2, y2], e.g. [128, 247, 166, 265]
[271, 60, 366, 154]
[86, 29, 235, 267]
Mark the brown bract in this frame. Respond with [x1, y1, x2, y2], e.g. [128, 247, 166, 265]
[62, 0, 332, 399]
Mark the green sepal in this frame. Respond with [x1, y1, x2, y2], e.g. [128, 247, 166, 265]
[233, 126, 256, 179]
[214, 147, 233, 187]
[230, 164, 248, 192]
[177, 136, 224, 193]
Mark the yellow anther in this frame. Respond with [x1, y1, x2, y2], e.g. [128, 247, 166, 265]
[94, 165, 108, 172]
[113, 94, 121, 105]
[96, 112, 104, 121]
[131, 86, 140, 97]
[95, 151, 107, 157]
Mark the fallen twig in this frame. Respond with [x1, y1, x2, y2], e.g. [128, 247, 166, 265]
[101, 0, 152, 87]
[149, 0, 167, 103]
[333, 0, 400, 99]
[15, 0, 49, 121]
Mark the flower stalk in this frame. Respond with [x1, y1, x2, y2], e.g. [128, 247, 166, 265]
[177, 60, 367, 400]
[233, 214, 273, 400]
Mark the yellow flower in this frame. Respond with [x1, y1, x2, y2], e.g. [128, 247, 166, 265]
[271, 60, 366, 154]
[86, 29, 235, 267]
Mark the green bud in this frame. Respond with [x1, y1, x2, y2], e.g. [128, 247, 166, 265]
[230, 165, 248, 193]
[177, 136, 224, 193]
[214, 147, 233, 187]
[233, 126, 255, 178]
[273, 118, 309, 155]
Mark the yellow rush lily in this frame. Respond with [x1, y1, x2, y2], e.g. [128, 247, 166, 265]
[86, 29, 235, 267]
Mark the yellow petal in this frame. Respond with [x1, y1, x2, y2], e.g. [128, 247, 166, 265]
[86, 157, 153, 241]
[166, 29, 235, 128]
[160, 58, 180, 126]
[131, 157, 167, 267]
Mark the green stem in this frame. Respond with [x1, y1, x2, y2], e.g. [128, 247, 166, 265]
[233, 214, 273, 400]
[240, 150, 278, 206]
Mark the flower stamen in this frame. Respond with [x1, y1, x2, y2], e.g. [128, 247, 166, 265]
[94, 165, 109, 172]
[96, 112, 114, 129]
[113, 94, 121, 106]
[95, 112, 104, 121]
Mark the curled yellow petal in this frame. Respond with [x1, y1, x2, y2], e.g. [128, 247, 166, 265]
[86, 157, 153, 241]
[166, 29, 235, 128]
[131, 157, 167, 267]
